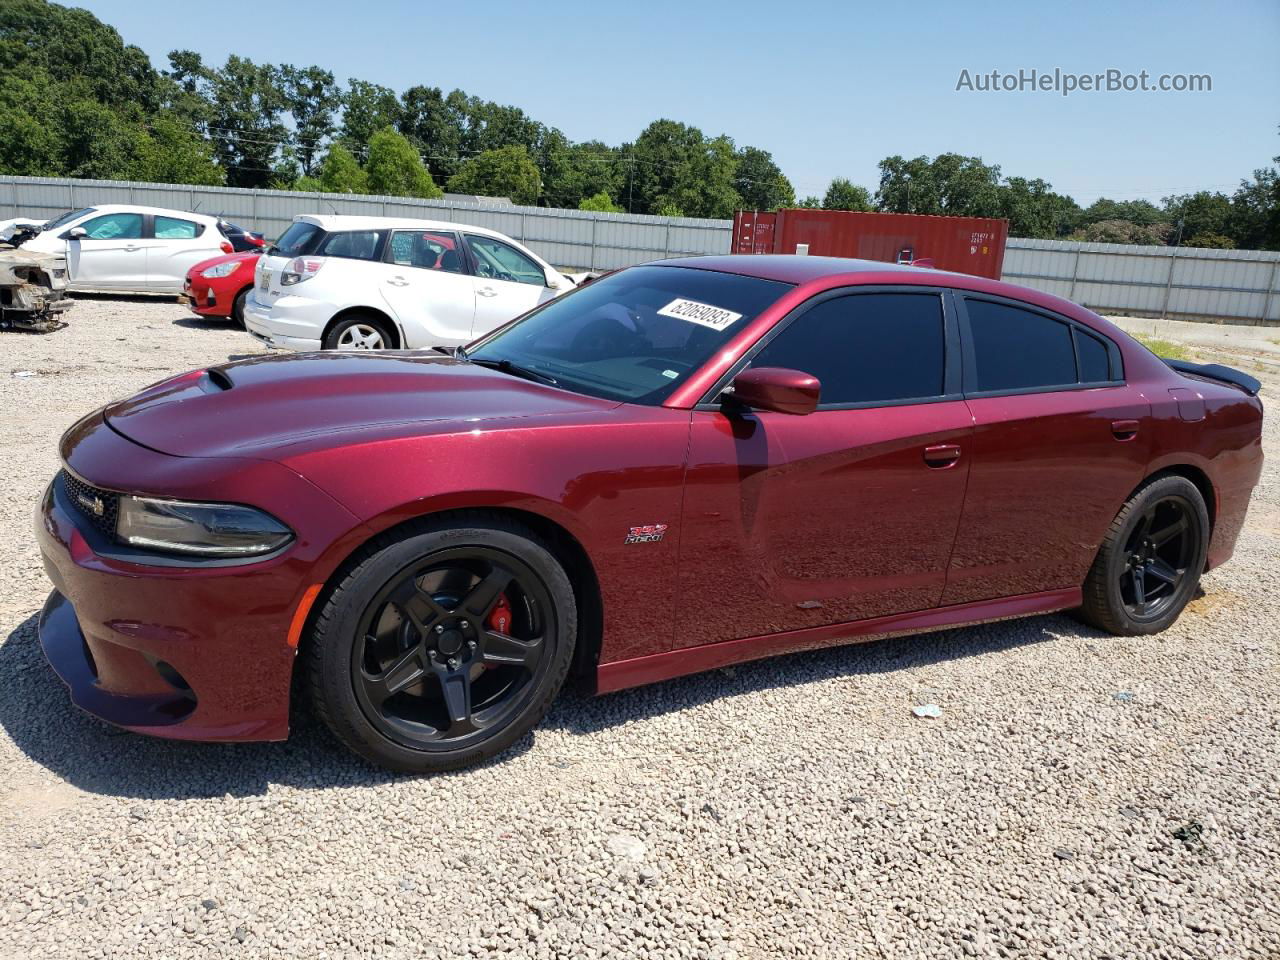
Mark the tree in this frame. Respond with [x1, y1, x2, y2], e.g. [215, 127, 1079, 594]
[734, 146, 794, 211]
[134, 113, 224, 185]
[654, 200, 685, 218]
[313, 142, 366, 193]
[627, 119, 705, 214]
[822, 178, 873, 211]
[340, 79, 401, 156]
[398, 85, 466, 181]
[364, 127, 440, 198]
[578, 191, 624, 213]
[1162, 191, 1233, 242]
[447, 144, 541, 204]
[796, 195, 822, 208]
[1080, 197, 1164, 226]
[659, 135, 740, 219]
[877, 153, 1003, 216]
[177, 54, 288, 188]
[540, 135, 623, 209]
[281, 65, 341, 176]
[999, 177, 1081, 238]
[1230, 158, 1280, 250]
[58, 99, 145, 179]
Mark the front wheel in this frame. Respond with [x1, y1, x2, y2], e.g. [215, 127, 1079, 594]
[231, 287, 249, 329]
[306, 516, 577, 772]
[1078, 474, 1209, 635]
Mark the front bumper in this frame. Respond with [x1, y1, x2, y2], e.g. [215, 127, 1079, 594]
[181, 277, 227, 317]
[243, 292, 326, 351]
[34, 414, 365, 742]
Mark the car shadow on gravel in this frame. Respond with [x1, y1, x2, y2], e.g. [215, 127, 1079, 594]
[0, 607, 1078, 798]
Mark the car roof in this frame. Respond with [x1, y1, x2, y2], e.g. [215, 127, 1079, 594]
[295, 214, 506, 238]
[78, 204, 219, 224]
[654, 254, 1100, 323]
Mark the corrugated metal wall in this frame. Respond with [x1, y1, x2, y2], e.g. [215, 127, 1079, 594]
[0, 175, 731, 273]
[4, 176, 1278, 324]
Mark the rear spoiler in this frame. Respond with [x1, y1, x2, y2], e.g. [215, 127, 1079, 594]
[1164, 358, 1262, 397]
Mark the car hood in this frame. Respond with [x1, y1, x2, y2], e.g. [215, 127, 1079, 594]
[104, 352, 621, 458]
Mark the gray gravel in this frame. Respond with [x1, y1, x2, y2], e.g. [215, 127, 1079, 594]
[1, 297, 1277, 959]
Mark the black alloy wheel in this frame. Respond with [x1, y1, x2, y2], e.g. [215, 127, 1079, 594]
[1079, 474, 1209, 636]
[307, 516, 577, 772]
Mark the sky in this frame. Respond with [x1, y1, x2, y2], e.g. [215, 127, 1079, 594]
[78, 0, 1279, 205]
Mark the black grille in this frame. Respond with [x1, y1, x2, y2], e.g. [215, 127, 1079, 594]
[60, 470, 119, 537]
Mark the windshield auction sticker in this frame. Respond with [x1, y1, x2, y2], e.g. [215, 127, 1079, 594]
[657, 298, 743, 331]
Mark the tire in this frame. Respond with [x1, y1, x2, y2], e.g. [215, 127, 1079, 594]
[1078, 474, 1209, 635]
[322, 312, 396, 351]
[230, 287, 249, 329]
[306, 514, 577, 773]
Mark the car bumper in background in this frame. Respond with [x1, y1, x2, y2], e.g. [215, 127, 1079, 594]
[243, 292, 327, 351]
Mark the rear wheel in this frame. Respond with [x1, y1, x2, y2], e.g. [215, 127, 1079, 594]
[230, 287, 249, 329]
[306, 516, 576, 772]
[1078, 475, 1208, 635]
[323, 312, 396, 351]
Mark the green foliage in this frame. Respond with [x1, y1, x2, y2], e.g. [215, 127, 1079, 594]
[578, 191, 624, 213]
[134, 113, 224, 185]
[1133, 335, 1190, 360]
[876, 153, 1003, 216]
[340, 80, 402, 157]
[999, 177, 1080, 238]
[658, 135, 740, 219]
[281, 64, 341, 176]
[316, 142, 367, 194]
[1069, 219, 1174, 245]
[397, 85, 466, 181]
[734, 147, 794, 211]
[1185, 232, 1235, 249]
[654, 201, 685, 218]
[822, 178, 873, 211]
[365, 127, 441, 198]
[447, 144, 541, 205]
[796, 196, 822, 208]
[1229, 155, 1280, 250]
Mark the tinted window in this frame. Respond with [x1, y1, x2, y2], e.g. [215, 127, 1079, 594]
[1076, 329, 1112, 382]
[967, 299, 1076, 392]
[390, 230, 464, 273]
[271, 221, 323, 257]
[78, 212, 142, 240]
[469, 265, 792, 404]
[317, 230, 384, 261]
[465, 235, 545, 286]
[751, 293, 946, 405]
[154, 215, 199, 239]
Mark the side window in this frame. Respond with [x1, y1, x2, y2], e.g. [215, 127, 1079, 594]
[465, 235, 546, 286]
[751, 293, 947, 406]
[1076, 329, 1112, 383]
[965, 299, 1077, 392]
[389, 231, 465, 273]
[77, 212, 143, 240]
[317, 230, 384, 261]
[154, 215, 200, 239]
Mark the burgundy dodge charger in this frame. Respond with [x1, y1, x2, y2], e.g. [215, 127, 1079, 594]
[36, 256, 1264, 772]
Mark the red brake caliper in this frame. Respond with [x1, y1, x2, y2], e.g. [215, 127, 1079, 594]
[484, 595, 513, 668]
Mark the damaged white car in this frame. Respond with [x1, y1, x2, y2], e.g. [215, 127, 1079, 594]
[0, 222, 72, 333]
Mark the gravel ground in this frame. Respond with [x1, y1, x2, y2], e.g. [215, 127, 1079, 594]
[0, 297, 1277, 960]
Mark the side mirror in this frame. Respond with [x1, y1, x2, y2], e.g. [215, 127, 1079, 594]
[728, 367, 820, 416]
[66, 226, 87, 240]
[546, 272, 567, 290]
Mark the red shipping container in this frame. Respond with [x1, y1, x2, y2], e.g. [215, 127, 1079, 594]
[730, 209, 1008, 280]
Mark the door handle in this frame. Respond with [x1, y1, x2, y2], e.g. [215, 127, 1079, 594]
[1110, 419, 1139, 441]
[386, 277, 410, 287]
[124, 245, 141, 252]
[477, 286, 498, 297]
[923, 443, 962, 468]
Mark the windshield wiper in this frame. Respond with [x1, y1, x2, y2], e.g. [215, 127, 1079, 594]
[470, 357, 558, 387]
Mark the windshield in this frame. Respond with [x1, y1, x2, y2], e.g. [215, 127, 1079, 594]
[44, 207, 95, 230]
[269, 221, 323, 257]
[467, 265, 793, 404]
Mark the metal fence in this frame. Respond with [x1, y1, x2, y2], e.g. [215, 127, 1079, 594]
[4, 175, 1278, 324]
[0, 175, 732, 273]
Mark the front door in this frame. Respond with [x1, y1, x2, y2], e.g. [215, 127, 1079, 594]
[675, 289, 972, 649]
[462, 234, 556, 337]
[65, 211, 147, 290]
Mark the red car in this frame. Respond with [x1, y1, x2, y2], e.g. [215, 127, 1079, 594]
[181, 251, 260, 326]
[36, 256, 1263, 772]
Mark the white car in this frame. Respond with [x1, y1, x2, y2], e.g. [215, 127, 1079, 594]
[12, 205, 232, 294]
[243, 215, 575, 351]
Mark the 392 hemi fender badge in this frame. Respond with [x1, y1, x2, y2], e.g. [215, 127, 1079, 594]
[624, 523, 668, 545]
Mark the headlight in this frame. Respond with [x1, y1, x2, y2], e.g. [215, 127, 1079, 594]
[116, 496, 293, 557]
[201, 260, 243, 279]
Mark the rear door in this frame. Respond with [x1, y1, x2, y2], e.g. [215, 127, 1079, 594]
[676, 288, 973, 648]
[941, 293, 1151, 605]
[379, 230, 476, 346]
[146, 214, 222, 292]
[462, 234, 557, 336]
[64, 211, 146, 290]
